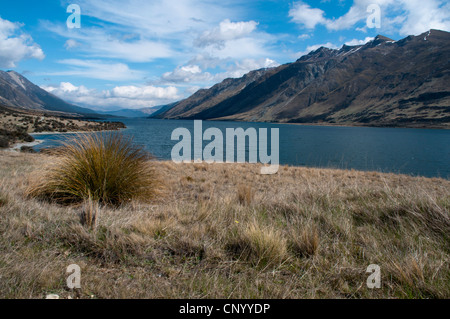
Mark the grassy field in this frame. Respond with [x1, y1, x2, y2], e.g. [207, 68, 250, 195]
[0, 151, 449, 299]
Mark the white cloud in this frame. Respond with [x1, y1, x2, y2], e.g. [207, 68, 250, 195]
[194, 19, 259, 48]
[41, 0, 282, 91]
[44, 24, 173, 62]
[160, 58, 280, 85]
[345, 36, 374, 46]
[0, 17, 45, 68]
[295, 42, 339, 58]
[289, 2, 326, 29]
[398, 0, 450, 35]
[298, 34, 312, 40]
[162, 65, 213, 83]
[289, 0, 450, 35]
[42, 82, 180, 110]
[46, 59, 146, 81]
[64, 39, 80, 50]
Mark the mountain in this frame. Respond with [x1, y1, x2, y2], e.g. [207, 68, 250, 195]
[155, 30, 450, 128]
[0, 71, 97, 116]
[98, 106, 164, 118]
[149, 102, 179, 118]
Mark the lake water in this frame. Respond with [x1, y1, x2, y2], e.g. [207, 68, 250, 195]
[32, 118, 450, 179]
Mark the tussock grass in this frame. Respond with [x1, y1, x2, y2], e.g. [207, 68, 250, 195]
[28, 133, 159, 206]
[0, 152, 449, 299]
[0, 192, 7, 207]
[289, 224, 320, 258]
[237, 184, 254, 205]
[226, 221, 288, 268]
[79, 197, 100, 229]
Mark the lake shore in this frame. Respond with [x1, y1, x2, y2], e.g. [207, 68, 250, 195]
[0, 151, 448, 299]
[0, 108, 126, 151]
[8, 139, 44, 152]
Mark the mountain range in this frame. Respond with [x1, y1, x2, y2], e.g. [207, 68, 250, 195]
[0, 70, 98, 117]
[155, 29, 450, 128]
[0, 70, 166, 119]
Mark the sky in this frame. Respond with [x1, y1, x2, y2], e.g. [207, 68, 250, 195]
[0, 0, 449, 111]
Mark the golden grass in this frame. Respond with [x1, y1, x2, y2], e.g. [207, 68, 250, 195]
[27, 133, 159, 206]
[237, 184, 254, 205]
[0, 151, 449, 299]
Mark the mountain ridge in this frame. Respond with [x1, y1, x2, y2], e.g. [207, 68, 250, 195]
[0, 70, 98, 117]
[155, 29, 450, 128]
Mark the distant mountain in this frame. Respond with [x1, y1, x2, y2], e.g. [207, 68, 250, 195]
[0, 71, 97, 116]
[99, 106, 164, 118]
[155, 30, 450, 128]
[149, 102, 179, 118]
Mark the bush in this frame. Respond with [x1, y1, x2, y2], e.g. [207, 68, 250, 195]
[0, 136, 9, 148]
[29, 132, 159, 206]
[20, 146, 36, 153]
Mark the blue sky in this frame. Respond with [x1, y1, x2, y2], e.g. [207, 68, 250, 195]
[0, 0, 449, 111]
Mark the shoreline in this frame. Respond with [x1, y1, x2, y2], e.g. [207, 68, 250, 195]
[7, 139, 44, 152]
[31, 128, 126, 136]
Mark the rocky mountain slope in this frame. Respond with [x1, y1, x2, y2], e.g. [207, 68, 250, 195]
[0, 71, 96, 116]
[155, 30, 450, 128]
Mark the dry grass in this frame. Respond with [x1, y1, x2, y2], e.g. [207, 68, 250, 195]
[289, 224, 320, 258]
[237, 184, 254, 205]
[0, 151, 449, 299]
[27, 133, 159, 206]
[79, 197, 100, 229]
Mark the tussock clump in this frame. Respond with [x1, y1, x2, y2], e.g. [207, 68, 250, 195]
[0, 192, 7, 207]
[237, 184, 254, 205]
[289, 224, 320, 258]
[226, 221, 287, 268]
[79, 196, 100, 229]
[28, 133, 159, 206]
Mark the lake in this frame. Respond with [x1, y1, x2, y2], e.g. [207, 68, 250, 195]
[32, 118, 450, 179]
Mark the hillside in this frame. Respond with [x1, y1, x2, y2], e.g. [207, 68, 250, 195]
[0, 71, 97, 116]
[155, 30, 450, 128]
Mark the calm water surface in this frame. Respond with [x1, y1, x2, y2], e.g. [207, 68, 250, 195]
[33, 118, 450, 179]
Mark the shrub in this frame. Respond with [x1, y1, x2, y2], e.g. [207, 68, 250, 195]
[0, 136, 9, 148]
[29, 132, 159, 206]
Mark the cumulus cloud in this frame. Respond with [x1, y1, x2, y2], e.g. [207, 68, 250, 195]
[162, 65, 213, 83]
[160, 58, 280, 85]
[289, 2, 326, 29]
[0, 17, 45, 68]
[194, 19, 259, 48]
[41, 82, 180, 110]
